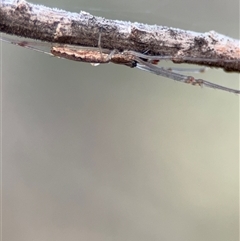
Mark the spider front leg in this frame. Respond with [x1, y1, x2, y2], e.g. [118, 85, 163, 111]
[134, 56, 240, 94]
[125, 50, 207, 73]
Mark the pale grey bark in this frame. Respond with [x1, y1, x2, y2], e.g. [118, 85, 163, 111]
[0, 0, 239, 72]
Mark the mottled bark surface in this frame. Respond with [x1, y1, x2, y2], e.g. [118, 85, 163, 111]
[1, 0, 239, 72]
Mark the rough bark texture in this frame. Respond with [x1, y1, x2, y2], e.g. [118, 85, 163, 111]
[1, 0, 239, 72]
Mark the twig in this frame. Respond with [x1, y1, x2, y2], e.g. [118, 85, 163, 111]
[1, 0, 239, 72]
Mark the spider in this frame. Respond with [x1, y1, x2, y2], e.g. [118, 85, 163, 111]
[1, 34, 239, 94]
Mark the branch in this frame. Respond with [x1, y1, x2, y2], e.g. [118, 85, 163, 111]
[0, 0, 240, 72]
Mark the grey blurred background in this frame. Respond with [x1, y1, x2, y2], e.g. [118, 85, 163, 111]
[1, 0, 239, 240]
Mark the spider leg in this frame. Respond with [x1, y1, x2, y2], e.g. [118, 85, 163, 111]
[197, 79, 240, 94]
[165, 67, 208, 74]
[134, 56, 240, 94]
[125, 50, 207, 73]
